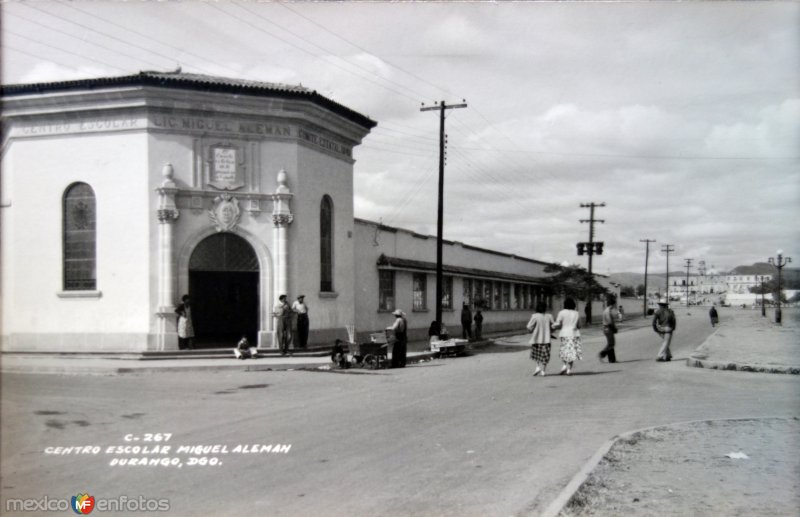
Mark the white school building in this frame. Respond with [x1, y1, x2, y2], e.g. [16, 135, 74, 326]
[1, 72, 616, 352]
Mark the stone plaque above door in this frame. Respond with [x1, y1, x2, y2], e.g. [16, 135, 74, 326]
[205, 142, 246, 190]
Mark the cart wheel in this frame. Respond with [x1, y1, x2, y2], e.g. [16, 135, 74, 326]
[364, 355, 377, 369]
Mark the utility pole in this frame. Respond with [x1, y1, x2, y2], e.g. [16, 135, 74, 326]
[640, 239, 656, 317]
[578, 202, 605, 325]
[421, 100, 467, 331]
[661, 244, 675, 301]
[684, 258, 693, 308]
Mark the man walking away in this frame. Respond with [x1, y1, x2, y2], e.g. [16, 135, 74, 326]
[599, 295, 619, 363]
[653, 298, 676, 361]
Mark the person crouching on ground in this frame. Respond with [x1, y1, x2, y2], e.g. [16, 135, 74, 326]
[331, 339, 349, 369]
[234, 336, 258, 360]
[527, 301, 555, 376]
[553, 297, 582, 375]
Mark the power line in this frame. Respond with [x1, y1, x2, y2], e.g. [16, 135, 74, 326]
[3, 44, 126, 73]
[204, 3, 422, 104]
[276, 0, 454, 100]
[5, 29, 131, 72]
[235, 3, 437, 104]
[6, 11, 168, 71]
[53, 0, 246, 77]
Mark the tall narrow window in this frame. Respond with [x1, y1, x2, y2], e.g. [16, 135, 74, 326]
[63, 183, 97, 290]
[442, 276, 453, 309]
[463, 278, 472, 307]
[379, 270, 395, 311]
[320, 195, 333, 292]
[413, 273, 427, 311]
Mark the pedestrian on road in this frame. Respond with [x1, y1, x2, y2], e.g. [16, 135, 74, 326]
[460, 303, 473, 340]
[653, 298, 676, 361]
[554, 297, 582, 375]
[473, 309, 484, 340]
[175, 294, 195, 350]
[292, 295, 310, 349]
[273, 294, 293, 356]
[527, 301, 554, 376]
[599, 295, 619, 363]
[388, 309, 408, 368]
[709, 304, 719, 328]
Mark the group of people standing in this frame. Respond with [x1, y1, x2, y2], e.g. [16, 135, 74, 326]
[459, 304, 484, 341]
[525, 294, 678, 375]
[273, 294, 311, 355]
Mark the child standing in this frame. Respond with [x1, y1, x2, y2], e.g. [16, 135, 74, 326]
[526, 301, 554, 376]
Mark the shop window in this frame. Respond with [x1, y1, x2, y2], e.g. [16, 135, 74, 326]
[463, 278, 473, 307]
[320, 195, 333, 292]
[63, 182, 96, 290]
[378, 270, 395, 311]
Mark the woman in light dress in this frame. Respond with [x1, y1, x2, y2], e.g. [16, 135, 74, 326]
[526, 301, 554, 376]
[553, 297, 582, 375]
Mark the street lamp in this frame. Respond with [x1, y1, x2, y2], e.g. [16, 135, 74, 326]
[768, 250, 792, 324]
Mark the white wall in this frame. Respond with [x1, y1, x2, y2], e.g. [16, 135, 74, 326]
[286, 140, 357, 344]
[2, 132, 152, 351]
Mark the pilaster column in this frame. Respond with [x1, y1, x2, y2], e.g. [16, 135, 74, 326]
[271, 169, 293, 347]
[155, 164, 180, 351]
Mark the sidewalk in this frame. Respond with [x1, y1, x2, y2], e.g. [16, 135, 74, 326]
[545, 307, 800, 517]
[0, 334, 501, 376]
[687, 307, 800, 374]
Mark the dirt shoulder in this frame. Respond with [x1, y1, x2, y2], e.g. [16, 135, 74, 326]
[559, 418, 800, 516]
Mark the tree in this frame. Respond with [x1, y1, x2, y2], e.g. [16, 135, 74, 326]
[636, 284, 646, 297]
[620, 285, 636, 297]
[543, 263, 611, 302]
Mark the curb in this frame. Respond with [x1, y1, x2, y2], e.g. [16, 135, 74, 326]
[686, 356, 800, 375]
[0, 351, 443, 376]
[538, 416, 796, 517]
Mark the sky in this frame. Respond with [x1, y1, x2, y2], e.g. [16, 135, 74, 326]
[2, 1, 798, 275]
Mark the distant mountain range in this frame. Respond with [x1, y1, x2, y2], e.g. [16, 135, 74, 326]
[609, 263, 800, 291]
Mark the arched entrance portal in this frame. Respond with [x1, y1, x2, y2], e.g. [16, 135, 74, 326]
[189, 233, 259, 347]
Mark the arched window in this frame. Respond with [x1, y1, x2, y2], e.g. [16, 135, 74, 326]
[320, 195, 333, 292]
[63, 182, 97, 290]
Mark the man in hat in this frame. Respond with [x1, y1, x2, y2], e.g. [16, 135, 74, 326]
[388, 309, 408, 368]
[292, 294, 309, 349]
[273, 294, 293, 355]
[652, 298, 676, 361]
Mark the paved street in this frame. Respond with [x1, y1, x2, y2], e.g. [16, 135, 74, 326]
[2, 311, 798, 516]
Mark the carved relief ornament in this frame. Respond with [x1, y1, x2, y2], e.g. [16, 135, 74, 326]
[208, 194, 241, 232]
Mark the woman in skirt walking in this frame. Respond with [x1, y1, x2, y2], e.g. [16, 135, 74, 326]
[554, 297, 582, 375]
[526, 301, 554, 376]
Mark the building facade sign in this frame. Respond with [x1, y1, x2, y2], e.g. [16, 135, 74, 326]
[6, 114, 354, 160]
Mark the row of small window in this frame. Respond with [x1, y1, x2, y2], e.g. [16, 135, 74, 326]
[377, 271, 548, 312]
